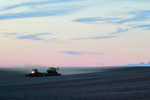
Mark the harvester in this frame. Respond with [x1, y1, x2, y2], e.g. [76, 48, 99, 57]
[25, 67, 61, 77]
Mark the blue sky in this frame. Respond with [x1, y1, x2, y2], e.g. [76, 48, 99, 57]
[0, 0, 150, 67]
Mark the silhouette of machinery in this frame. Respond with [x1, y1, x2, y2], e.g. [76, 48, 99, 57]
[25, 67, 61, 77]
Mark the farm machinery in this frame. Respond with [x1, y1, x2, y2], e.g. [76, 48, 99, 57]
[25, 67, 61, 77]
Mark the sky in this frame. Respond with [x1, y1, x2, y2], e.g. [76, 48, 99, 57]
[0, 0, 150, 67]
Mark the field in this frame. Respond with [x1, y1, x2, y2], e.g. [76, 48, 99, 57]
[0, 67, 150, 100]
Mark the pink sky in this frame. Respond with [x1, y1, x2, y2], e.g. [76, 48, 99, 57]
[0, 0, 150, 67]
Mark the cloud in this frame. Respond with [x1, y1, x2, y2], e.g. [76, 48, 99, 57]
[126, 61, 150, 66]
[117, 10, 150, 24]
[0, 0, 84, 20]
[61, 51, 102, 55]
[73, 10, 150, 24]
[61, 51, 84, 55]
[4, 32, 69, 44]
[71, 28, 127, 41]
[109, 28, 129, 34]
[17, 33, 50, 40]
[73, 17, 121, 23]
[136, 24, 150, 30]
[0, 10, 70, 20]
[72, 35, 117, 40]
[2, 0, 80, 10]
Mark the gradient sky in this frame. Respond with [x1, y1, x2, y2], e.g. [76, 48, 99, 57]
[0, 0, 150, 67]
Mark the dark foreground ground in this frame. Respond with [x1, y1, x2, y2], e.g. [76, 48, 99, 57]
[0, 67, 150, 100]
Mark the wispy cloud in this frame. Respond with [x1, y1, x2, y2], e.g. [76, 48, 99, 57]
[61, 51, 102, 55]
[61, 51, 84, 55]
[0, 0, 84, 20]
[0, 10, 69, 20]
[17, 33, 50, 40]
[109, 28, 129, 34]
[72, 35, 117, 40]
[74, 10, 150, 24]
[117, 10, 150, 24]
[2, 0, 79, 10]
[73, 17, 121, 23]
[4, 32, 69, 44]
[71, 28, 128, 40]
[136, 24, 150, 30]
